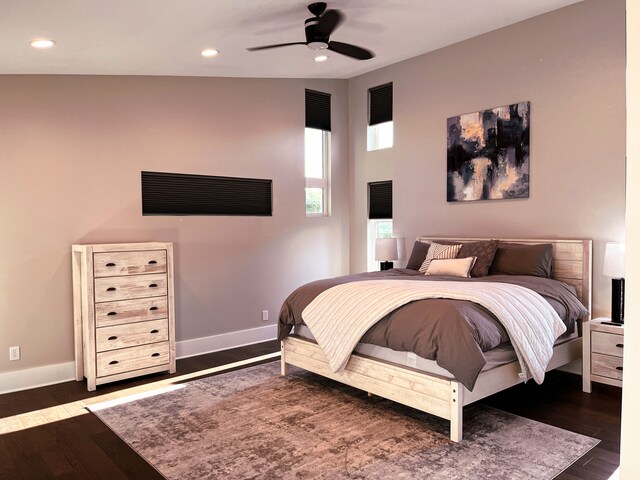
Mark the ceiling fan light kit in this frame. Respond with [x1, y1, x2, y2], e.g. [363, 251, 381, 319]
[247, 2, 374, 61]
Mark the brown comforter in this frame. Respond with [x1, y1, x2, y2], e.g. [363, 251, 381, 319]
[278, 269, 589, 390]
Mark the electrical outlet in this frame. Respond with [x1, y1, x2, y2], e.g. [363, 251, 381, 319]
[9, 346, 20, 361]
[262, 310, 269, 322]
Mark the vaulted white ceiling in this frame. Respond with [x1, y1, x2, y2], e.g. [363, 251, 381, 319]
[1, 0, 583, 79]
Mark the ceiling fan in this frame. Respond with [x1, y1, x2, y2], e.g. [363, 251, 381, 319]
[247, 2, 375, 60]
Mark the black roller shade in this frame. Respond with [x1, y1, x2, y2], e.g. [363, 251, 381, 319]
[305, 89, 331, 131]
[141, 171, 272, 216]
[368, 83, 393, 126]
[368, 180, 392, 219]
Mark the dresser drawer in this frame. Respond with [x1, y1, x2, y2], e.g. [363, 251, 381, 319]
[96, 342, 170, 377]
[94, 274, 167, 303]
[95, 297, 168, 327]
[94, 250, 167, 278]
[591, 352, 624, 380]
[96, 319, 169, 352]
[592, 331, 624, 358]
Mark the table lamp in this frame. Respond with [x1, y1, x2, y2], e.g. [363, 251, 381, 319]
[602, 242, 625, 325]
[375, 238, 398, 271]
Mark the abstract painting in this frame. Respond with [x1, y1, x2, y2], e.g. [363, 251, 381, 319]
[447, 101, 530, 202]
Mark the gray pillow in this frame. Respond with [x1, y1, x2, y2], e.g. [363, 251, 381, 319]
[489, 243, 553, 278]
[405, 241, 430, 270]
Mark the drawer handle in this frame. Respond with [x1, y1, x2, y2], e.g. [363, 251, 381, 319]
[149, 283, 158, 288]
[148, 260, 158, 265]
[616, 366, 623, 371]
[149, 306, 159, 311]
[150, 329, 159, 334]
[106, 287, 117, 292]
[107, 311, 117, 316]
[151, 352, 161, 357]
[108, 336, 118, 341]
[616, 343, 624, 348]
[106, 262, 116, 267]
[109, 360, 119, 365]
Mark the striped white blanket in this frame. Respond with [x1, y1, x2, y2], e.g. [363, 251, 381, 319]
[301, 280, 567, 384]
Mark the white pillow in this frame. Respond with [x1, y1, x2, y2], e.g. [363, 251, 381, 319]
[418, 242, 462, 273]
[425, 257, 478, 277]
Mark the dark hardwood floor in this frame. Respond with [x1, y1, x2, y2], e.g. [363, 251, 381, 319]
[1, 341, 620, 479]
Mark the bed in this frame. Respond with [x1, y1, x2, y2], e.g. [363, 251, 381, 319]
[278, 237, 592, 442]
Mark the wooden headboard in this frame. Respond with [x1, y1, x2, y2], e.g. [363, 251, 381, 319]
[417, 237, 593, 317]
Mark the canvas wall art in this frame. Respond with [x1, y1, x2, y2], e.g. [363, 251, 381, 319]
[447, 101, 530, 202]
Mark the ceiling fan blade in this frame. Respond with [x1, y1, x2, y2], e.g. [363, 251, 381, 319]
[327, 41, 374, 60]
[315, 9, 344, 36]
[247, 42, 306, 52]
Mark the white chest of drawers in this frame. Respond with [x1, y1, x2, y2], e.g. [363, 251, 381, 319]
[72, 242, 176, 391]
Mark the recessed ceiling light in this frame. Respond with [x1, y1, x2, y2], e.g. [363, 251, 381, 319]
[30, 39, 55, 49]
[201, 49, 219, 57]
[314, 55, 328, 62]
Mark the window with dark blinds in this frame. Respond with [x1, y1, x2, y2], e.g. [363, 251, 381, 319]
[141, 171, 272, 216]
[368, 180, 392, 219]
[368, 83, 393, 126]
[305, 89, 331, 131]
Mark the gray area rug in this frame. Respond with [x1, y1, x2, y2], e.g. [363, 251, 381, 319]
[92, 361, 598, 479]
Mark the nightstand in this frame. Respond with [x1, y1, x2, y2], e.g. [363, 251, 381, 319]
[582, 318, 624, 393]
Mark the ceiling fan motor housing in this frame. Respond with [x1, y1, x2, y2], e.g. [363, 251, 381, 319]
[305, 21, 329, 50]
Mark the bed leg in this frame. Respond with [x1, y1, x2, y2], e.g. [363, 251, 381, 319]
[280, 341, 289, 376]
[450, 381, 463, 442]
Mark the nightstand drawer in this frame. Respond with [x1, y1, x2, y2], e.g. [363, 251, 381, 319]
[97, 342, 170, 377]
[592, 331, 624, 358]
[94, 250, 167, 277]
[96, 319, 169, 352]
[94, 274, 167, 302]
[95, 297, 168, 327]
[592, 352, 623, 380]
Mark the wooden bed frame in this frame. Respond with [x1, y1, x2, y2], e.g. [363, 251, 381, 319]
[280, 238, 592, 442]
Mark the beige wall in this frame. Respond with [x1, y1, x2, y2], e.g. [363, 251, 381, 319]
[621, 0, 639, 476]
[0, 75, 349, 373]
[348, 0, 626, 317]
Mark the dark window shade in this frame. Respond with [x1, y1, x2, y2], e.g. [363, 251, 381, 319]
[305, 89, 331, 131]
[141, 171, 272, 216]
[368, 83, 393, 126]
[368, 180, 392, 219]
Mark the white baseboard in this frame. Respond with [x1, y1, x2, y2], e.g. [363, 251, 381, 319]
[175, 324, 278, 359]
[0, 362, 76, 395]
[0, 324, 278, 394]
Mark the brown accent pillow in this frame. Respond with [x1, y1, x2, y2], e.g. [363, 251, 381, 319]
[405, 241, 430, 270]
[457, 240, 499, 277]
[489, 243, 553, 278]
[437, 239, 499, 277]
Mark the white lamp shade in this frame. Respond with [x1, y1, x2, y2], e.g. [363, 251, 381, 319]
[603, 242, 625, 277]
[375, 238, 398, 261]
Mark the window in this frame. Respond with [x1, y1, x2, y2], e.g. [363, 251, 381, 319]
[368, 220, 393, 271]
[305, 89, 331, 216]
[305, 128, 330, 215]
[367, 121, 393, 151]
[367, 180, 393, 270]
[367, 82, 393, 151]
[141, 171, 272, 216]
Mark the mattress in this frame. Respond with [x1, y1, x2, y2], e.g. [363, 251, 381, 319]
[293, 324, 578, 380]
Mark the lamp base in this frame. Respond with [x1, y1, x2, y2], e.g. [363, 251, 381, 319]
[611, 277, 625, 324]
[379, 261, 393, 271]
